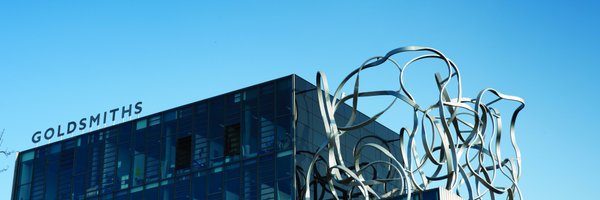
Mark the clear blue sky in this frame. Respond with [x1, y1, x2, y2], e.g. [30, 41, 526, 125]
[1, 1, 598, 199]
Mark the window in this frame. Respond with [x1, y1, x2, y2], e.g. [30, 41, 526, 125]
[174, 176, 191, 199]
[136, 119, 147, 130]
[207, 171, 223, 195]
[276, 116, 292, 151]
[116, 143, 131, 190]
[259, 155, 276, 199]
[224, 164, 241, 200]
[159, 179, 174, 200]
[132, 154, 145, 187]
[19, 151, 34, 184]
[146, 126, 161, 183]
[16, 151, 34, 200]
[193, 133, 209, 169]
[276, 155, 292, 179]
[224, 124, 241, 156]
[210, 137, 224, 167]
[242, 109, 259, 158]
[277, 179, 292, 200]
[260, 116, 275, 153]
[58, 149, 75, 199]
[192, 172, 207, 199]
[149, 116, 161, 126]
[164, 111, 177, 122]
[175, 136, 192, 170]
[243, 161, 258, 199]
[178, 106, 194, 119]
[276, 78, 292, 116]
[234, 93, 242, 103]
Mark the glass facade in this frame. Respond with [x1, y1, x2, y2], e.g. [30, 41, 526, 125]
[12, 75, 400, 200]
[294, 77, 401, 199]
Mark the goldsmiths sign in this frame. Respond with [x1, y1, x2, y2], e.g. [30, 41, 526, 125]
[32, 101, 143, 143]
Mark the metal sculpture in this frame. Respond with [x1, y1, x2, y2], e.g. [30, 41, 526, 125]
[303, 46, 524, 200]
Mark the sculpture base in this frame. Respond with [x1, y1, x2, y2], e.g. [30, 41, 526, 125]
[383, 188, 463, 200]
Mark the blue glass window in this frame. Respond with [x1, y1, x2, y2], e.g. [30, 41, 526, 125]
[161, 136, 176, 179]
[242, 109, 259, 158]
[192, 172, 207, 199]
[132, 154, 145, 187]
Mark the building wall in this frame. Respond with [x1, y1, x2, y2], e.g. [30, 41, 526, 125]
[12, 75, 404, 200]
[13, 76, 295, 200]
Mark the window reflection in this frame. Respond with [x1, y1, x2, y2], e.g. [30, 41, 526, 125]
[132, 154, 145, 187]
[13, 76, 317, 200]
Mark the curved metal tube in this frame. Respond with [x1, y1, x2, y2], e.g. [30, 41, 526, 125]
[300, 46, 525, 200]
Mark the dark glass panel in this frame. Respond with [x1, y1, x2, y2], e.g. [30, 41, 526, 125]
[159, 179, 174, 200]
[224, 162, 240, 200]
[149, 115, 161, 127]
[277, 155, 293, 179]
[177, 108, 194, 138]
[225, 178, 241, 200]
[114, 190, 128, 200]
[193, 102, 209, 170]
[225, 93, 242, 119]
[208, 193, 223, 200]
[72, 174, 85, 200]
[243, 160, 258, 200]
[73, 136, 89, 174]
[243, 87, 259, 108]
[422, 189, 437, 200]
[175, 136, 192, 170]
[260, 84, 275, 112]
[144, 183, 159, 200]
[207, 170, 223, 194]
[44, 150, 59, 199]
[102, 132, 118, 194]
[174, 175, 191, 199]
[18, 151, 34, 185]
[130, 187, 143, 200]
[164, 111, 177, 122]
[116, 142, 131, 190]
[209, 96, 225, 138]
[242, 109, 259, 158]
[118, 123, 132, 144]
[62, 138, 78, 150]
[192, 172, 207, 200]
[193, 131, 209, 170]
[49, 142, 61, 154]
[195, 102, 208, 127]
[132, 154, 145, 187]
[86, 140, 104, 197]
[277, 178, 293, 200]
[133, 129, 145, 154]
[276, 78, 292, 116]
[294, 75, 314, 91]
[161, 136, 176, 179]
[210, 137, 224, 167]
[224, 163, 240, 180]
[178, 106, 194, 119]
[163, 118, 177, 138]
[259, 114, 275, 154]
[224, 123, 241, 157]
[100, 193, 113, 200]
[57, 149, 74, 199]
[262, 83, 274, 95]
[16, 184, 31, 200]
[146, 126, 161, 183]
[259, 155, 276, 199]
[276, 116, 292, 151]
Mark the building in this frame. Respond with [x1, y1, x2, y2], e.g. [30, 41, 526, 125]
[11, 75, 457, 200]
